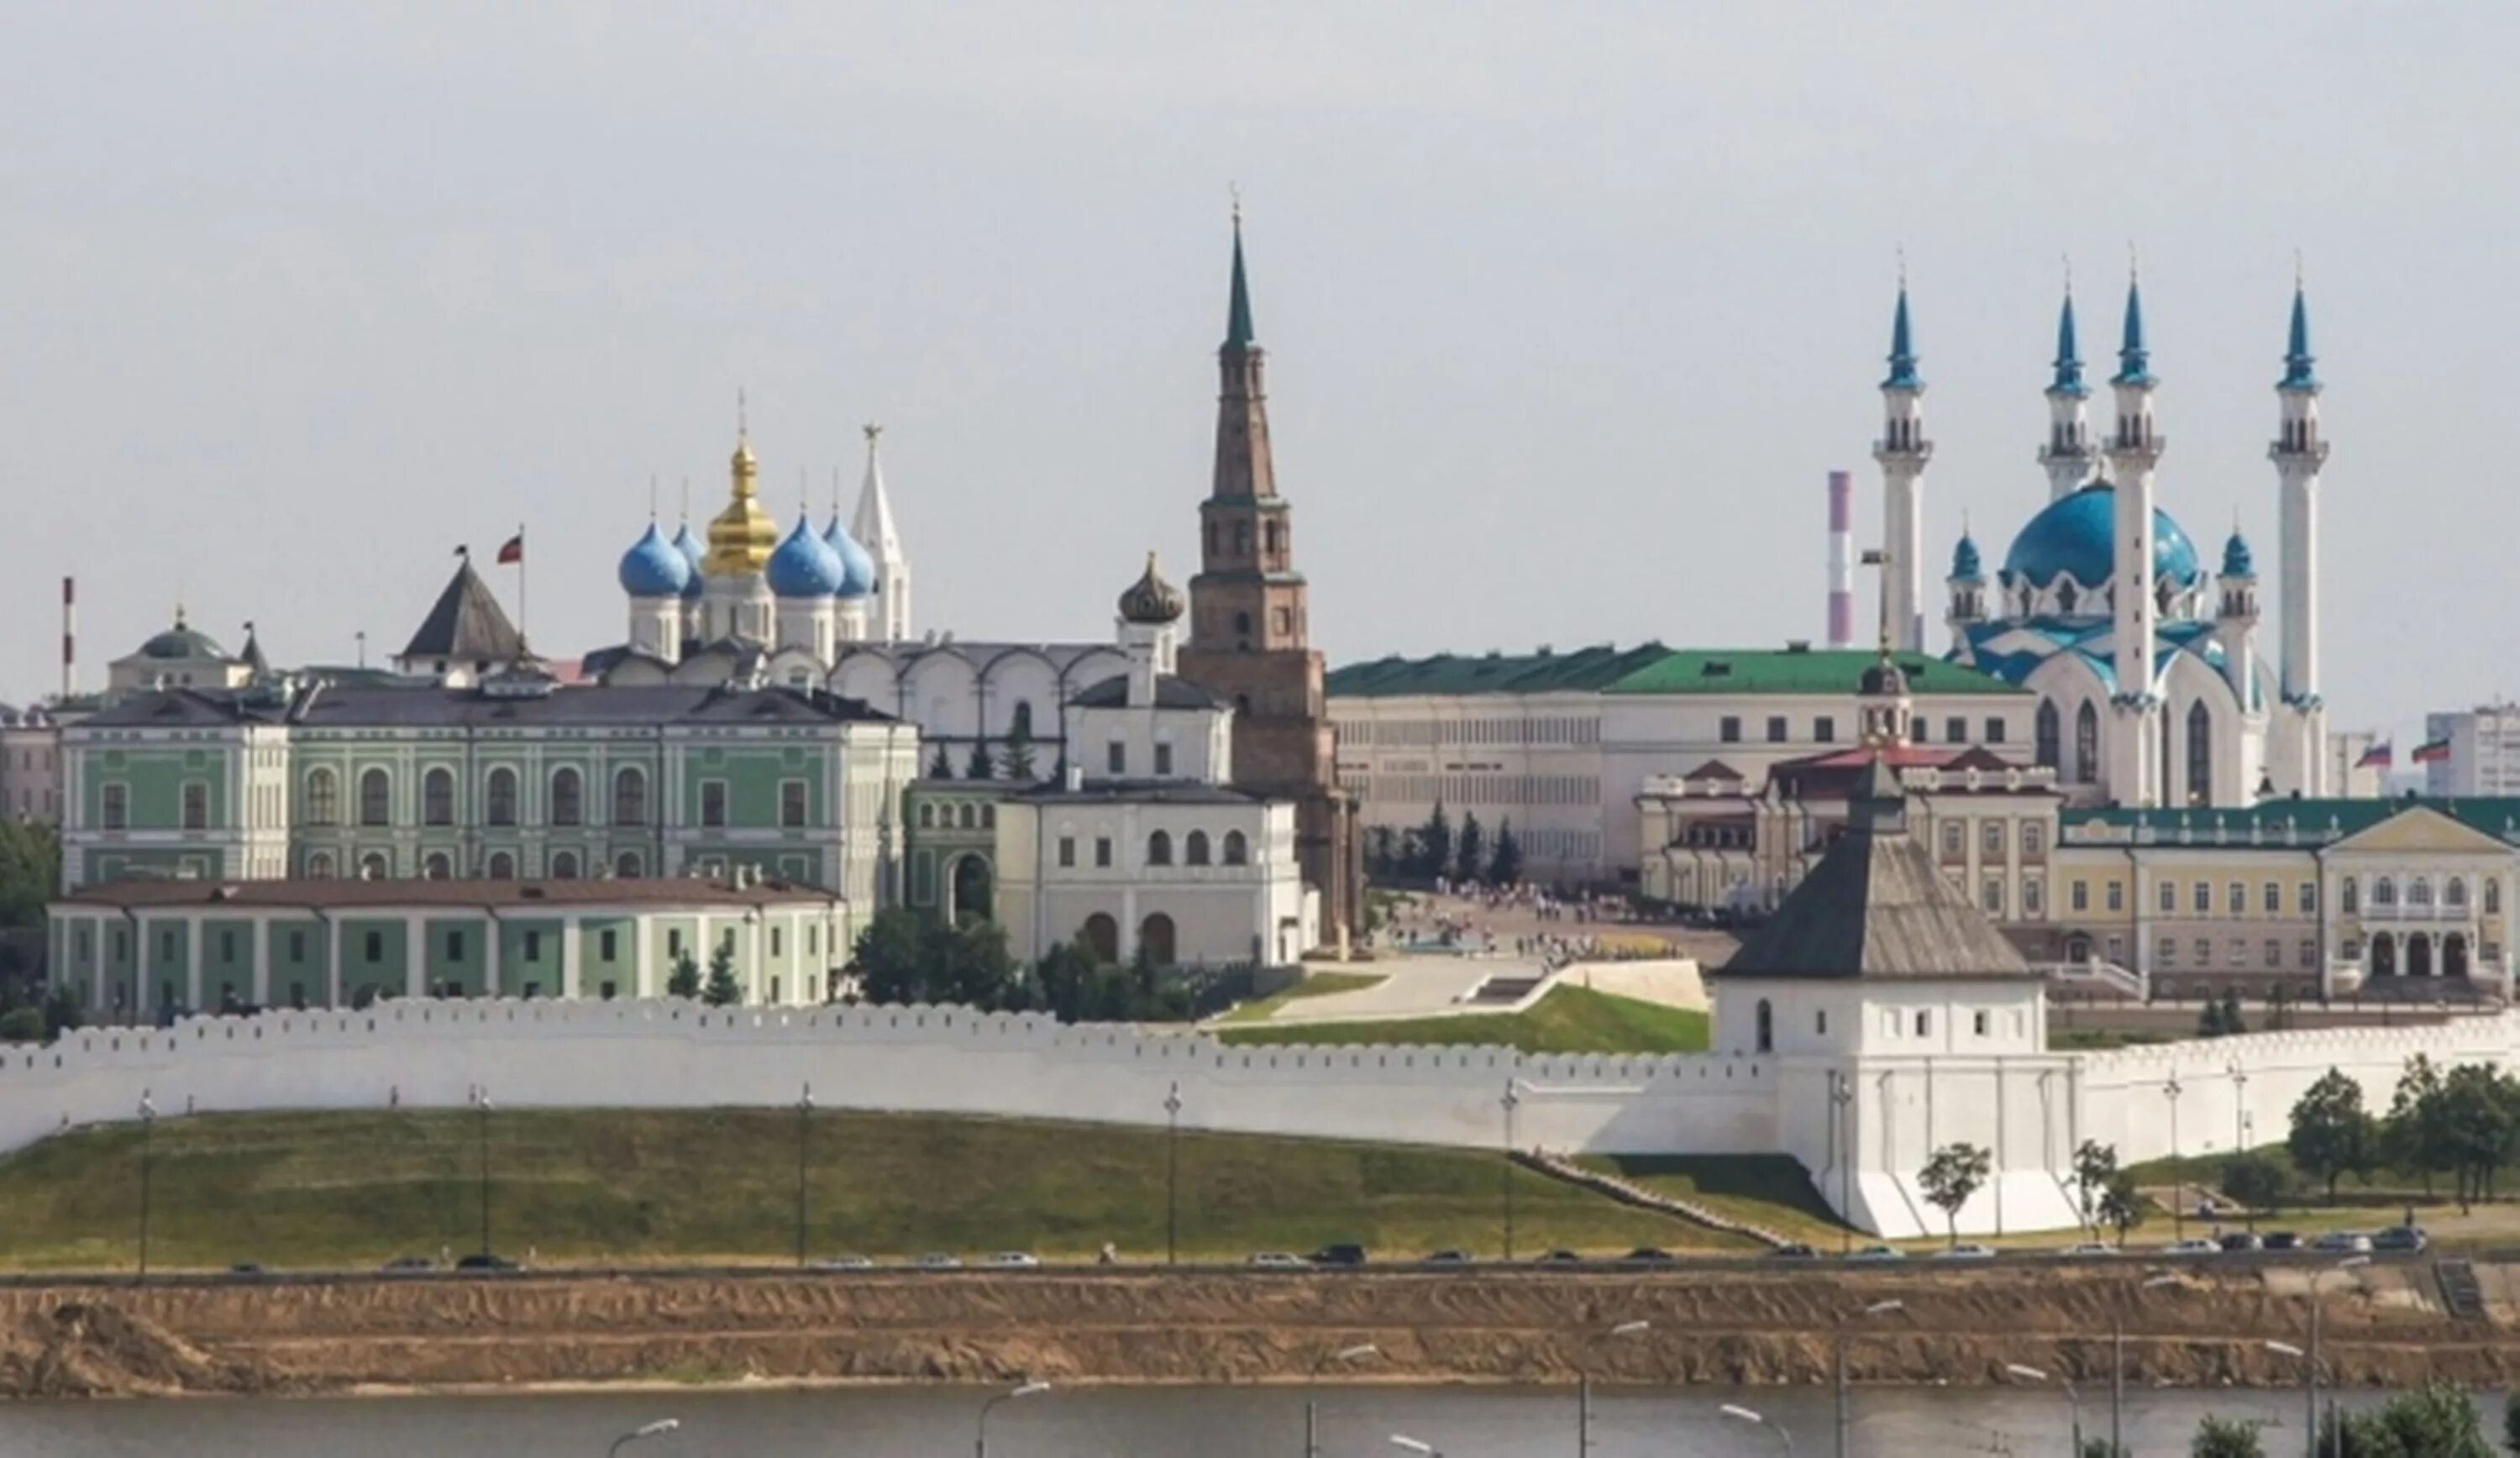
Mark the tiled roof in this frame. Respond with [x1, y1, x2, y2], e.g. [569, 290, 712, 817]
[401, 561, 524, 663]
[2063, 796, 2520, 848]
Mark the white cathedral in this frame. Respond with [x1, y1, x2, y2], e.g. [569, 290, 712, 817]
[1876, 274, 2330, 809]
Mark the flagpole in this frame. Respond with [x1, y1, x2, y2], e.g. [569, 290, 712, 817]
[516, 522, 528, 658]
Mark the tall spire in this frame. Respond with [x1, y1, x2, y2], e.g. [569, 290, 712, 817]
[2050, 281, 2087, 396]
[2281, 276, 2318, 390]
[1882, 279, 1921, 390]
[1225, 190, 1256, 350]
[2112, 263, 2155, 387]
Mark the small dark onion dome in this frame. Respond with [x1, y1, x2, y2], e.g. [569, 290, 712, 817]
[1858, 654, 1909, 698]
[1117, 552, 1186, 625]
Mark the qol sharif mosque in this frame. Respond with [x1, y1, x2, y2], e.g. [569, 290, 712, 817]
[1877, 272, 2331, 809]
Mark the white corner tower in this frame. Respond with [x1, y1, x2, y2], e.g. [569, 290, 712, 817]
[2272, 277, 2329, 795]
[853, 422, 912, 642]
[1872, 277, 1930, 653]
[2038, 278, 2096, 501]
[2104, 269, 2165, 807]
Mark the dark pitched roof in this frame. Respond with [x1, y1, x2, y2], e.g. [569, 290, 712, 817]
[1717, 757, 2035, 983]
[1069, 674, 1226, 710]
[402, 561, 524, 663]
[57, 877, 840, 911]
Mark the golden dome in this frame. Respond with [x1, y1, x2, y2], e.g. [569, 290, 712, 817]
[703, 426, 778, 575]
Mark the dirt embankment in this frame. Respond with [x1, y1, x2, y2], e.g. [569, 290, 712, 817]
[0, 1263, 2507, 1399]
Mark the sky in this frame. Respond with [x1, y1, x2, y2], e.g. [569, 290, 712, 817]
[0, 3, 2511, 741]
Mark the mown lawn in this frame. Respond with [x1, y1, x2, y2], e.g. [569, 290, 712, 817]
[1216, 985, 1709, 1056]
[0, 1107, 1763, 1272]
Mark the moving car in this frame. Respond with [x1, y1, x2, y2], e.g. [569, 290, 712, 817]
[2218, 1232, 2265, 1252]
[1308, 1244, 1368, 1267]
[2371, 1226, 2428, 1254]
[2262, 1232, 2302, 1251]
[2059, 1242, 2118, 1257]
[816, 1255, 876, 1271]
[380, 1255, 434, 1273]
[2309, 1232, 2373, 1254]
[2161, 1238, 2220, 1256]
[1420, 1249, 1474, 1267]
[454, 1252, 517, 1272]
[913, 1253, 963, 1270]
[1620, 1247, 1677, 1265]
[1931, 1244, 1996, 1261]
[1767, 1243, 1819, 1260]
[1846, 1246, 1906, 1262]
[988, 1251, 1042, 1269]
[1248, 1251, 1307, 1269]
[1532, 1250, 1585, 1266]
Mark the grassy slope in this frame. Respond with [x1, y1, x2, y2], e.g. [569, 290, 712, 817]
[1577, 1155, 1851, 1245]
[1215, 971, 1389, 1025]
[1217, 984, 1709, 1055]
[0, 1109, 1762, 1272]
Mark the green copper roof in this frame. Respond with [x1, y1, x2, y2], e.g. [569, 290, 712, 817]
[1326, 645, 2027, 699]
[1225, 220, 1256, 349]
[2063, 796, 2520, 847]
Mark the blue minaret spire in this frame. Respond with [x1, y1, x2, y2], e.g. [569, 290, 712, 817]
[2050, 286, 2087, 397]
[2112, 267, 2155, 387]
[1882, 281, 1922, 390]
[2281, 279, 2318, 390]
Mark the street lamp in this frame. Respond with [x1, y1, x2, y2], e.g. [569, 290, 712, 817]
[1305, 1342, 1381, 1458]
[2302, 1256, 2370, 1458]
[1828, 1071, 1855, 1256]
[1164, 1082, 1184, 1267]
[2162, 1074, 2185, 1240]
[135, 1092, 157, 1282]
[2004, 1362, 2082, 1456]
[1579, 1319, 1651, 1453]
[1720, 1402, 1793, 1454]
[2110, 1272, 2184, 1453]
[794, 1084, 814, 1268]
[470, 1084, 493, 1260]
[1833, 1298, 1903, 1457]
[1389, 1436, 1441, 1456]
[975, 1379, 1050, 1458]
[1499, 1080, 1522, 1261]
[606, 1418, 680, 1456]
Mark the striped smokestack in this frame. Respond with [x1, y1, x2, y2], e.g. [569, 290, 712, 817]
[1824, 471, 1855, 648]
[60, 576, 74, 700]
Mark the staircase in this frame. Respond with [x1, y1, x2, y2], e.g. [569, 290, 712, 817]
[1517, 1149, 1792, 1249]
[2437, 1258, 2486, 1320]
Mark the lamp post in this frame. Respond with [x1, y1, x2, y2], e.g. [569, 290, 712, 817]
[1829, 1071, 1855, 1256]
[2115, 1272, 2182, 1453]
[1578, 1319, 1650, 1454]
[470, 1084, 493, 1260]
[1389, 1436, 1441, 1457]
[2304, 1255, 2370, 1458]
[1833, 1298, 1903, 1458]
[794, 1083, 813, 1268]
[135, 1092, 157, 1282]
[1720, 1402, 1793, 1455]
[1305, 1341, 1380, 1458]
[2004, 1362, 2081, 1457]
[2163, 1074, 2185, 1241]
[1499, 1080, 1522, 1261]
[606, 1418, 680, 1456]
[1164, 1081, 1183, 1267]
[975, 1378, 1050, 1458]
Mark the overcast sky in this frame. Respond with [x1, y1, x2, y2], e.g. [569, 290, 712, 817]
[0, 3, 2509, 739]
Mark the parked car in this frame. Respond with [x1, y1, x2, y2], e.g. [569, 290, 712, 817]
[816, 1255, 876, 1271]
[1620, 1246, 1677, 1265]
[1931, 1244, 1996, 1261]
[2371, 1226, 2428, 1253]
[1248, 1251, 1307, 1269]
[228, 1262, 265, 1277]
[2161, 1239, 2220, 1256]
[2059, 1242, 2118, 1257]
[1767, 1243, 1819, 1260]
[1847, 1246, 1906, 1262]
[454, 1252, 517, 1272]
[913, 1252, 963, 1270]
[2309, 1232, 2373, 1255]
[1308, 1244, 1368, 1267]
[2218, 1232, 2265, 1252]
[1420, 1249, 1474, 1267]
[2262, 1232, 2302, 1251]
[380, 1255, 435, 1273]
[987, 1252, 1042, 1270]
[1532, 1249, 1585, 1266]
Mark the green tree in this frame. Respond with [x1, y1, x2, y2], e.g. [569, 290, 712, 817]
[0, 822, 59, 929]
[2321, 1382, 2493, 1457]
[1918, 1141, 1992, 1249]
[1487, 819, 1524, 887]
[1454, 812, 1485, 887]
[2221, 989, 2248, 1036]
[852, 907, 933, 1004]
[2098, 1170, 2145, 1245]
[1415, 803, 1452, 883]
[1002, 719, 1037, 781]
[927, 743, 953, 779]
[2386, 1054, 2451, 1199]
[2071, 1140, 2120, 1240]
[702, 941, 742, 1006]
[2083, 1442, 2130, 1458]
[2439, 1062, 2520, 1211]
[2289, 1067, 2375, 1202]
[0, 1005, 44, 1043]
[965, 737, 995, 781]
[2191, 1415, 2266, 1458]
[2198, 998, 2229, 1038]
[2219, 1151, 2291, 1218]
[2502, 1390, 2520, 1455]
[665, 949, 702, 1000]
[40, 983, 81, 1040]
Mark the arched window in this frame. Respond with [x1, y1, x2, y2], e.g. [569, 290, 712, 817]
[2073, 703, 2099, 785]
[486, 851, 517, 879]
[2372, 876, 2397, 907]
[958, 803, 976, 830]
[1080, 913, 1120, 963]
[981, 804, 995, 829]
[2410, 876, 2433, 908]
[486, 768, 517, 826]
[2186, 701, 2212, 805]
[2490, 879, 2503, 915]
[1147, 830, 1173, 867]
[1138, 912, 1177, 965]
[423, 768, 454, 826]
[1754, 998, 1773, 1054]
[918, 803, 936, 829]
[550, 850, 580, 880]
[612, 766, 647, 826]
[615, 851, 643, 878]
[2034, 701, 2061, 771]
[550, 767, 583, 826]
[359, 852, 388, 880]
[358, 768, 391, 826]
[307, 852, 336, 879]
[1221, 830, 1248, 866]
[306, 768, 339, 826]
[2446, 877, 2469, 909]
[2342, 878, 2360, 914]
[1185, 830, 1211, 866]
[422, 852, 452, 880]
[2056, 580, 2079, 614]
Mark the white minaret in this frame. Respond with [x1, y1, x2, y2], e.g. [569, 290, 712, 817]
[2273, 278, 2328, 793]
[853, 423, 912, 642]
[2039, 278, 2097, 501]
[1872, 279, 1930, 653]
[2104, 270, 2165, 806]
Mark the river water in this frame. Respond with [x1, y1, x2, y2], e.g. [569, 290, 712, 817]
[0, 1384, 2446, 1456]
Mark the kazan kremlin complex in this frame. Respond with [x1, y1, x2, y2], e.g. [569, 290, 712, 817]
[7, 228, 2515, 1240]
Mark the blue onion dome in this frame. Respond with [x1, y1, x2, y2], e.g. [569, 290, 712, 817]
[2223, 528, 2255, 579]
[766, 513, 848, 597]
[2000, 483, 2202, 590]
[669, 523, 706, 598]
[617, 523, 693, 598]
[1950, 532, 1983, 581]
[822, 512, 877, 599]
[140, 608, 227, 660]
[1117, 552, 1186, 624]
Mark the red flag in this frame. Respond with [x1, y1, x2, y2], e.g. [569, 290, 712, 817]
[2355, 742, 2392, 769]
[496, 533, 524, 565]
[2413, 738, 2451, 765]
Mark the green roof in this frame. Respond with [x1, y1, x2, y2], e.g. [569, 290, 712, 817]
[2063, 796, 2520, 848]
[1326, 645, 2025, 700]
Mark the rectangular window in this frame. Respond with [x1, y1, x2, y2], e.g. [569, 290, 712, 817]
[601, 930, 618, 961]
[1765, 716, 1788, 743]
[1982, 878, 2004, 916]
[2023, 878, 2044, 917]
[1719, 716, 1740, 744]
[2021, 823, 2045, 856]
[2192, 883, 2210, 914]
[1154, 742, 1174, 775]
[102, 782, 129, 830]
[2071, 880, 2089, 912]
[365, 931, 383, 962]
[219, 930, 235, 962]
[1982, 821, 2004, 855]
[701, 781, 728, 827]
[2195, 937, 2213, 966]
[2263, 882, 2281, 913]
[1941, 822, 1963, 856]
[1814, 716, 1835, 743]
[1972, 1010, 1990, 1036]
[1058, 837, 1076, 868]
[771, 926, 783, 957]
[1984, 716, 2007, 745]
[1107, 741, 1126, 775]
[181, 782, 208, 831]
[1914, 1010, 1931, 1036]
[2300, 938, 2318, 967]
[2158, 936, 2176, 966]
[2264, 938, 2281, 967]
[448, 930, 465, 961]
[780, 780, 808, 828]
[2107, 881, 2124, 912]
[2228, 882, 2245, 915]
[1945, 716, 1966, 744]
[1095, 837, 1113, 868]
[289, 929, 305, 961]
[2159, 881, 2176, 913]
[668, 929, 684, 957]
[2298, 882, 2317, 914]
[2106, 935, 2124, 963]
[524, 931, 543, 961]
[112, 929, 126, 962]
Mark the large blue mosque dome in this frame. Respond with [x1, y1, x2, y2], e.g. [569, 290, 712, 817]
[767, 514, 848, 597]
[2001, 483, 2202, 591]
[823, 513, 877, 599]
[617, 523, 693, 598]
